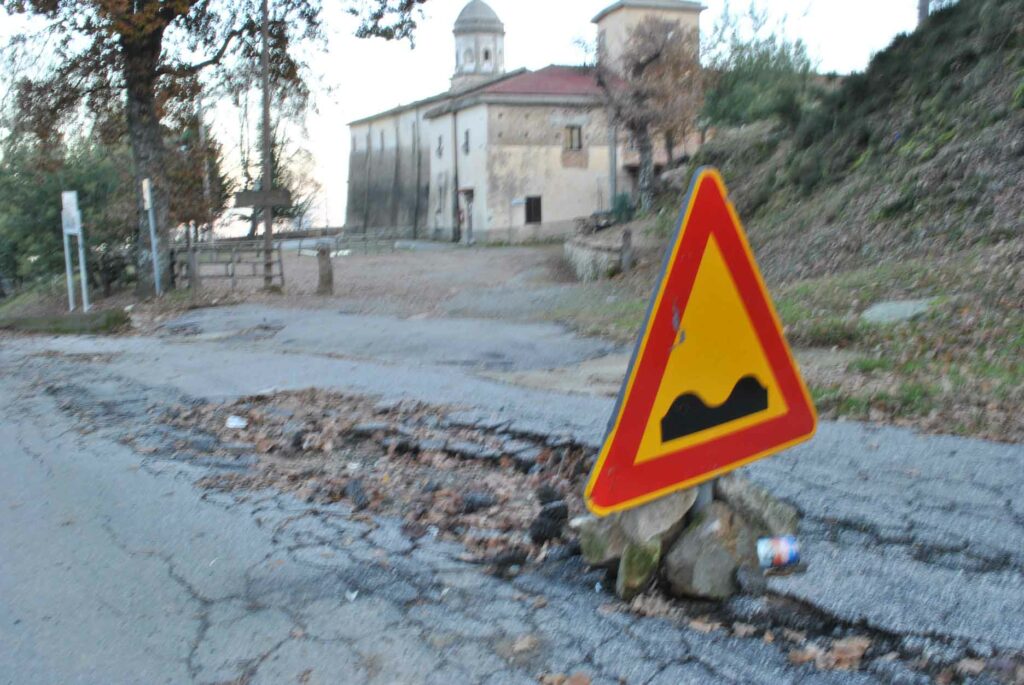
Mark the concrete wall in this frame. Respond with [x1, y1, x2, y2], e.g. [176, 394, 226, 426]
[485, 104, 612, 242]
[422, 103, 489, 242]
[346, 109, 431, 238]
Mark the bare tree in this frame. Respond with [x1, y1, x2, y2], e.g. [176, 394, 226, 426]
[597, 17, 702, 212]
[2, 0, 425, 293]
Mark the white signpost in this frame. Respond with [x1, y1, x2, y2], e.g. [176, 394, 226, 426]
[141, 178, 163, 296]
[61, 191, 90, 312]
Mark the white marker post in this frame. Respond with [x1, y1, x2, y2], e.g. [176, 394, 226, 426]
[61, 191, 89, 312]
[141, 178, 162, 296]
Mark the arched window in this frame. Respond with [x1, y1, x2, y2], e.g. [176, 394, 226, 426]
[483, 49, 491, 62]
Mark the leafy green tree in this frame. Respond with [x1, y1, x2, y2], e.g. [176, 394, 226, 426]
[702, 3, 816, 129]
[0, 136, 134, 283]
[0, 120, 231, 290]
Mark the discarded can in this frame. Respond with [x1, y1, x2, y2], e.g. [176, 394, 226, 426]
[757, 536, 800, 569]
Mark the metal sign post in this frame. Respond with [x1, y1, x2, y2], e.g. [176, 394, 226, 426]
[60, 191, 90, 312]
[141, 178, 163, 296]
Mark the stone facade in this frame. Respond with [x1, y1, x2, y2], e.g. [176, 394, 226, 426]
[345, 0, 703, 244]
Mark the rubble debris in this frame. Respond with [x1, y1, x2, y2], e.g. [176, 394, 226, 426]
[351, 422, 391, 438]
[225, 415, 248, 429]
[345, 479, 370, 511]
[535, 484, 562, 506]
[164, 388, 592, 565]
[461, 491, 498, 514]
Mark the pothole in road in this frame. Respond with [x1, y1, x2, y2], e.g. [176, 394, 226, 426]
[39, 370, 1024, 685]
[158, 389, 594, 566]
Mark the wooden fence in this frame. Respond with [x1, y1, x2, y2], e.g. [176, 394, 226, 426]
[293, 229, 406, 257]
[171, 241, 284, 289]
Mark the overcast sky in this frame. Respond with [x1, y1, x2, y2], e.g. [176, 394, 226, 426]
[1, 0, 923, 227]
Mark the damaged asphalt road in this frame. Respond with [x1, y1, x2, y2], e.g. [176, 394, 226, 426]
[1, 305, 1022, 684]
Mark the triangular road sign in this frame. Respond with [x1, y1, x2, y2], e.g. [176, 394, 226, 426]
[585, 168, 816, 515]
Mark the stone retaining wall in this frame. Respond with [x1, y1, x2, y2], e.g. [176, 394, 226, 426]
[564, 231, 631, 282]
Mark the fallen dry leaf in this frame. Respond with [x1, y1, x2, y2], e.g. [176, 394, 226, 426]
[688, 618, 721, 634]
[763, 630, 775, 644]
[511, 634, 539, 654]
[538, 676, 566, 685]
[782, 628, 807, 643]
[828, 636, 871, 670]
[955, 658, 986, 677]
[539, 673, 590, 685]
[789, 644, 825, 666]
[732, 622, 758, 638]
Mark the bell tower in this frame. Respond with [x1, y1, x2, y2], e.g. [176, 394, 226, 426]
[451, 0, 505, 92]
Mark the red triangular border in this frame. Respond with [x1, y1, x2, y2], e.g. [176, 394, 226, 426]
[585, 169, 816, 514]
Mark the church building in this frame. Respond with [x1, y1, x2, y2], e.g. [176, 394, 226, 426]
[345, 0, 703, 243]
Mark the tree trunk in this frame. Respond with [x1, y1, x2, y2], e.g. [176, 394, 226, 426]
[918, 0, 930, 26]
[634, 125, 655, 213]
[123, 31, 172, 296]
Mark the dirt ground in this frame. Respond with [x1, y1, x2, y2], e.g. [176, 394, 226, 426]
[5, 237, 1019, 442]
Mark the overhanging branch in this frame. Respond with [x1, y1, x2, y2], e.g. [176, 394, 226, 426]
[156, 27, 243, 77]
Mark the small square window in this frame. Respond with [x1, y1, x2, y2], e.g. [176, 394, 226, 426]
[565, 126, 583, 151]
[525, 196, 542, 224]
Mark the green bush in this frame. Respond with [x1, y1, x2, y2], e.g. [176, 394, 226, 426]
[612, 193, 635, 224]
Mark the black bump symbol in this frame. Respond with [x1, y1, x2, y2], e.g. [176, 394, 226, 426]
[660, 375, 769, 443]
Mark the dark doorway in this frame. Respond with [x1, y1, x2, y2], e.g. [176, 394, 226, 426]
[525, 196, 542, 224]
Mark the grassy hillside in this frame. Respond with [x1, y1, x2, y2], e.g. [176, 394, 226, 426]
[692, 0, 1022, 281]
[593, 0, 1023, 441]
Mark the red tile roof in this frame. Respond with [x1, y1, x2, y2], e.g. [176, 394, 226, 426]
[482, 65, 603, 97]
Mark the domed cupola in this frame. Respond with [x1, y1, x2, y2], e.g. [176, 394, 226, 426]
[451, 0, 506, 91]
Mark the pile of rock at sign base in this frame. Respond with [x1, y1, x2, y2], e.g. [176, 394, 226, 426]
[572, 473, 800, 601]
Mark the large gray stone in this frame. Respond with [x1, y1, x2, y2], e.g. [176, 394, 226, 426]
[578, 515, 629, 566]
[579, 489, 697, 567]
[615, 539, 661, 600]
[714, 473, 800, 536]
[861, 298, 938, 324]
[663, 501, 758, 600]
[619, 488, 697, 545]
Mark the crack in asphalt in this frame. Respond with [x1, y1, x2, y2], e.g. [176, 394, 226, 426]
[3, 344, 1023, 684]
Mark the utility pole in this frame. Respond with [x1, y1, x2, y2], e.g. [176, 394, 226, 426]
[197, 100, 213, 239]
[261, 0, 274, 288]
[233, 0, 290, 281]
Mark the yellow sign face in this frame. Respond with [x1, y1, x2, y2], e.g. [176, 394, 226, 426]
[584, 168, 816, 515]
[634, 233, 789, 464]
